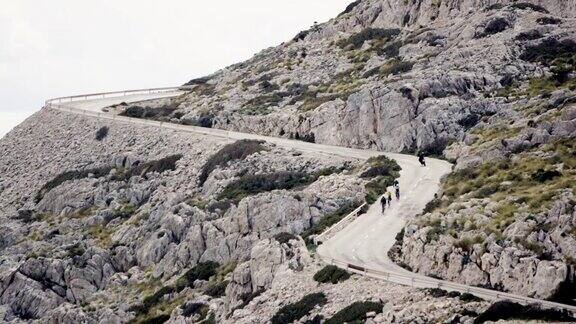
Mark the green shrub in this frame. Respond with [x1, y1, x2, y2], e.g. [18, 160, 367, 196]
[476, 18, 511, 38]
[181, 302, 210, 319]
[204, 280, 229, 298]
[271, 293, 327, 324]
[338, 28, 400, 50]
[241, 93, 283, 115]
[175, 261, 220, 291]
[325, 301, 383, 324]
[537, 17, 562, 25]
[338, 0, 361, 16]
[36, 166, 113, 203]
[313, 265, 351, 284]
[199, 140, 266, 185]
[233, 289, 264, 311]
[122, 154, 183, 180]
[532, 169, 561, 182]
[218, 171, 313, 201]
[426, 288, 448, 297]
[510, 2, 549, 13]
[131, 286, 175, 315]
[95, 126, 109, 141]
[141, 314, 170, 324]
[460, 292, 483, 302]
[66, 243, 85, 258]
[520, 38, 576, 66]
[377, 41, 402, 58]
[379, 59, 414, 76]
[360, 156, 401, 179]
[120, 105, 178, 120]
[274, 232, 298, 244]
[474, 300, 574, 323]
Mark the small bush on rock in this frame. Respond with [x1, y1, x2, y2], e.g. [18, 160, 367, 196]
[35, 166, 114, 203]
[338, 0, 361, 17]
[313, 265, 351, 284]
[474, 300, 574, 323]
[199, 140, 266, 185]
[325, 301, 383, 324]
[95, 126, 109, 141]
[204, 280, 229, 298]
[175, 261, 220, 291]
[274, 232, 298, 244]
[361, 156, 401, 179]
[537, 17, 561, 25]
[218, 171, 313, 201]
[510, 3, 549, 13]
[271, 293, 327, 324]
[460, 292, 483, 302]
[118, 154, 183, 180]
[338, 28, 400, 49]
[476, 18, 511, 38]
[181, 302, 210, 319]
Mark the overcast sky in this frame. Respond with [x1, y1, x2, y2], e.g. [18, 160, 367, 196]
[0, 0, 351, 138]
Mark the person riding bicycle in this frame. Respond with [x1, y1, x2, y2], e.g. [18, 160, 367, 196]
[380, 196, 387, 214]
[386, 191, 392, 207]
[418, 152, 426, 167]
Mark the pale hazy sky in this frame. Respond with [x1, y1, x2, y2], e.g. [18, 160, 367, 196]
[0, 0, 352, 138]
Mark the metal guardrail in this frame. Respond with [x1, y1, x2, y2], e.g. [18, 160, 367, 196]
[313, 203, 366, 245]
[45, 88, 576, 314]
[44, 86, 190, 107]
[318, 254, 576, 312]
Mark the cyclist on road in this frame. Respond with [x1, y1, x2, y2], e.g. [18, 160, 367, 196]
[386, 191, 392, 207]
[418, 152, 426, 167]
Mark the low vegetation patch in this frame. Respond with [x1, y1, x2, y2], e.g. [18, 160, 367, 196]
[301, 202, 362, 244]
[218, 166, 344, 202]
[120, 104, 179, 121]
[510, 2, 549, 13]
[362, 156, 401, 204]
[117, 154, 183, 181]
[434, 139, 575, 223]
[181, 302, 210, 319]
[274, 232, 298, 244]
[325, 301, 383, 324]
[338, 0, 361, 17]
[270, 293, 327, 324]
[35, 166, 114, 203]
[476, 18, 511, 38]
[175, 261, 220, 291]
[95, 126, 109, 141]
[313, 265, 351, 284]
[218, 171, 313, 202]
[338, 28, 400, 50]
[199, 140, 266, 186]
[204, 280, 229, 298]
[474, 300, 574, 323]
[365, 59, 414, 78]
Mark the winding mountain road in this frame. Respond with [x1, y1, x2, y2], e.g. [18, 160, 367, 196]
[45, 88, 576, 313]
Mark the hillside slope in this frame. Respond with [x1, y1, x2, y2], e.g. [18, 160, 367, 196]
[1, 0, 576, 323]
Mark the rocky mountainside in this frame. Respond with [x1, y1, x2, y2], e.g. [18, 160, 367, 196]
[2, 0, 576, 323]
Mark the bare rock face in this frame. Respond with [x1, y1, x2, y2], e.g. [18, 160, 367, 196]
[0, 109, 367, 321]
[396, 190, 576, 300]
[227, 236, 311, 310]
